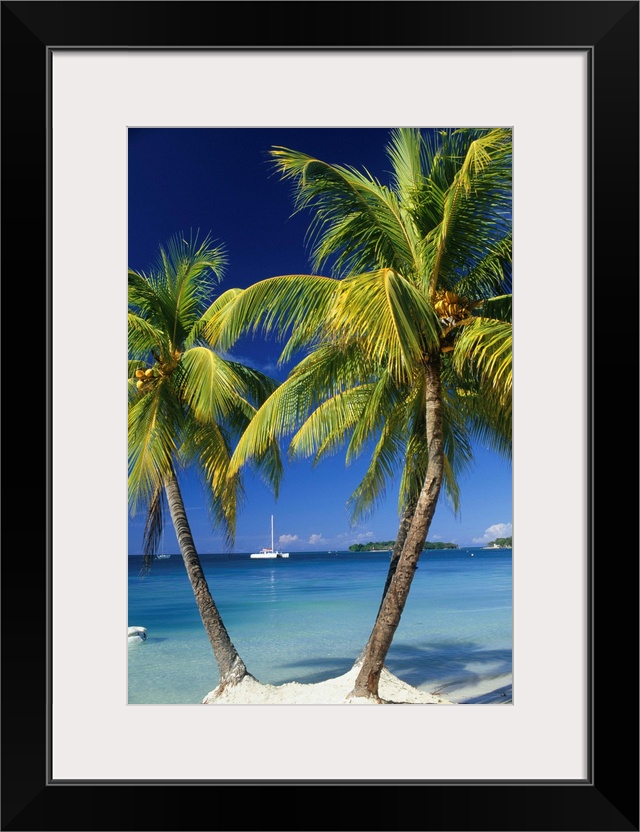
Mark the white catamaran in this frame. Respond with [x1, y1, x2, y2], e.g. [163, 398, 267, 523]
[250, 515, 290, 559]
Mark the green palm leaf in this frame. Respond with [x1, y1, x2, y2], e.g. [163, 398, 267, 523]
[184, 286, 243, 349]
[181, 347, 259, 423]
[218, 129, 511, 541]
[327, 269, 440, 382]
[289, 385, 375, 464]
[452, 317, 512, 404]
[271, 148, 420, 277]
[208, 274, 338, 363]
[180, 416, 240, 544]
[346, 410, 406, 521]
[128, 377, 183, 513]
[129, 233, 280, 544]
[128, 312, 168, 360]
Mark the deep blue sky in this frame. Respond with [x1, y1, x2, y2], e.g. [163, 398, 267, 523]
[128, 128, 512, 554]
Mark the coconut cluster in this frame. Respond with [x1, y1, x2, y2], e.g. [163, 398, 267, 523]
[134, 367, 156, 390]
[434, 290, 474, 325]
[434, 290, 481, 352]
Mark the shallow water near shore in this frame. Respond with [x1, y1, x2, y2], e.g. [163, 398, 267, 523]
[128, 548, 512, 704]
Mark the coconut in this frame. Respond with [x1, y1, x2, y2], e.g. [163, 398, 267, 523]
[144, 368, 154, 377]
[135, 369, 146, 378]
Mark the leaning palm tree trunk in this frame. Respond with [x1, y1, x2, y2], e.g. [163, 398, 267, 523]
[353, 497, 417, 667]
[350, 354, 445, 701]
[377, 497, 418, 617]
[164, 471, 250, 691]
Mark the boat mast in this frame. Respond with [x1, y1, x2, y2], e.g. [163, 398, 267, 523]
[271, 514, 274, 551]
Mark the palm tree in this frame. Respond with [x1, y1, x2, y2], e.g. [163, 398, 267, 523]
[128, 233, 282, 693]
[221, 335, 481, 580]
[217, 300, 511, 676]
[210, 128, 512, 700]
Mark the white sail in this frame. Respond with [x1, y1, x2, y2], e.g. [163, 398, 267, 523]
[250, 515, 290, 558]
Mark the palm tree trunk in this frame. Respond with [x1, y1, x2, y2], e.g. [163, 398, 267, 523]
[350, 353, 445, 701]
[377, 497, 417, 617]
[164, 471, 250, 691]
[352, 497, 417, 667]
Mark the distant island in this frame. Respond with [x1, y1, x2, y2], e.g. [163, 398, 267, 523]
[484, 537, 512, 549]
[349, 541, 458, 552]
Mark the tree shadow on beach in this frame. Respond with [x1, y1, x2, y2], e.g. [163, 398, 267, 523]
[384, 639, 512, 698]
[459, 683, 512, 703]
[272, 639, 512, 695]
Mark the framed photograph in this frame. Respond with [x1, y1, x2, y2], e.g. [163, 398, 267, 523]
[3, 1, 637, 830]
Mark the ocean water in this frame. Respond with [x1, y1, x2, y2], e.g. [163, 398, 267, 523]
[128, 548, 512, 704]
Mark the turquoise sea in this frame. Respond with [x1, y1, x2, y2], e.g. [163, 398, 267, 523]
[128, 548, 512, 704]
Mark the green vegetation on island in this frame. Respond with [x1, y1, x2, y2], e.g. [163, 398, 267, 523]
[486, 536, 512, 548]
[349, 541, 458, 552]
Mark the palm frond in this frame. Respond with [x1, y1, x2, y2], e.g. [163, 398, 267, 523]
[477, 293, 512, 322]
[386, 128, 425, 208]
[130, 234, 227, 354]
[225, 367, 322, 478]
[448, 315, 512, 459]
[344, 371, 402, 465]
[454, 234, 512, 300]
[129, 233, 287, 558]
[398, 427, 428, 516]
[289, 385, 375, 463]
[128, 312, 168, 360]
[456, 129, 512, 192]
[326, 269, 440, 382]
[346, 412, 406, 522]
[440, 387, 475, 510]
[452, 317, 512, 405]
[141, 486, 166, 573]
[181, 417, 240, 547]
[271, 147, 420, 277]
[184, 287, 244, 349]
[423, 129, 512, 296]
[206, 274, 338, 361]
[128, 378, 184, 513]
[180, 347, 263, 423]
[128, 268, 160, 312]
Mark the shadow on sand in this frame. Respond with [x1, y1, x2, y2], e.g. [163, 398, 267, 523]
[385, 640, 512, 702]
[275, 640, 512, 701]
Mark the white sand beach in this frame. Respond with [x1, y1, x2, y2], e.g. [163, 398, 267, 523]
[202, 665, 455, 705]
[202, 664, 514, 705]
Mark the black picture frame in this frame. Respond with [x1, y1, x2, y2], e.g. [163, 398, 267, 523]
[2, 2, 638, 830]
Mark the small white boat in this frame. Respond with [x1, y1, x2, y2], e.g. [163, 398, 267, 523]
[128, 626, 147, 643]
[250, 515, 289, 559]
